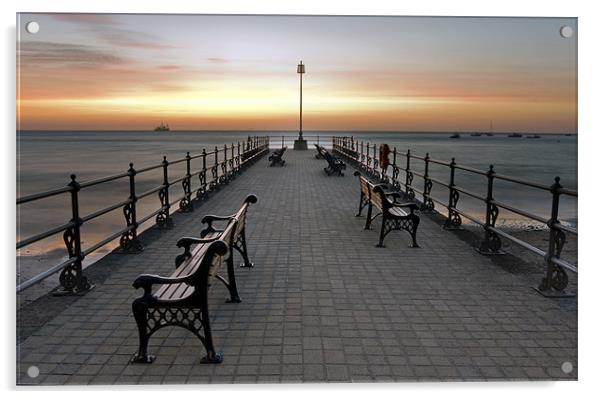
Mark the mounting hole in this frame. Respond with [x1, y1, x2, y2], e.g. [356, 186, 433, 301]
[27, 365, 40, 378]
[25, 21, 40, 34]
[561, 361, 573, 374]
[560, 25, 573, 38]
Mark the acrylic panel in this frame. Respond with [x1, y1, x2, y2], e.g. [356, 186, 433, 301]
[16, 13, 577, 385]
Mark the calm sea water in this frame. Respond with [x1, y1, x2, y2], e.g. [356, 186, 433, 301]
[16, 131, 577, 257]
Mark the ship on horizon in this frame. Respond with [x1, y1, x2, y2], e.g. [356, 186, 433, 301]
[154, 122, 170, 132]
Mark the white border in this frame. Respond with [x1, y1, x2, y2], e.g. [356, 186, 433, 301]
[3, 0, 600, 397]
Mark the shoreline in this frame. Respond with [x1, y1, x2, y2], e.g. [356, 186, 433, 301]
[16, 249, 111, 307]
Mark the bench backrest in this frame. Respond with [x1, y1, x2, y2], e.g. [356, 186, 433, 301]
[354, 172, 385, 210]
[371, 185, 384, 210]
[207, 221, 236, 278]
[232, 194, 257, 239]
[359, 175, 372, 198]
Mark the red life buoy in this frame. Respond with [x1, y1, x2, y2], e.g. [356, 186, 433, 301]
[379, 144, 390, 170]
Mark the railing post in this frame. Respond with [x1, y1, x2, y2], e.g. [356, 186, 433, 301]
[197, 148, 207, 199]
[179, 152, 193, 212]
[119, 163, 144, 252]
[229, 143, 235, 179]
[237, 141, 241, 172]
[405, 149, 415, 200]
[372, 143, 378, 176]
[360, 141, 364, 170]
[478, 165, 502, 254]
[421, 153, 435, 211]
[537, 177, 570, 296]
[444, 158, 462, 229]
[221, 144, 228, 183]
[210, 146, 219, 189]
[57, 174, 93, 295]
[365, 142, 371, 174]
[156, 156, 173, 228]
[390, 148, 401, 190]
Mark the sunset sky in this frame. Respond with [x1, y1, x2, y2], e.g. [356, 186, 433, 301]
[17, 14, 577, 132]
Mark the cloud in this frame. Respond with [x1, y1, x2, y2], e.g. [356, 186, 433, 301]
[51, 14, 122, 26]
[158, 65, 180, 71]
[48, 15, 176, 50]
[207, 57, 229, 63]
[99, 30, 175, 49]
[18, 41, 127, 67]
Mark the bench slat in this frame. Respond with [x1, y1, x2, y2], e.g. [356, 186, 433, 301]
[155, 244, 209, 299]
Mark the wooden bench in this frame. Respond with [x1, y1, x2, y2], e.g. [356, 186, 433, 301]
[354, 171, 420, 248]
[268, 146, 287, 167]
[198, 194, 257, 269]
[131, 195, 257, 364]
[322, 148, 346, 176]
[314, 144, 326, 159]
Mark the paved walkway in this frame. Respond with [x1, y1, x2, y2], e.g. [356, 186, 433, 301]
[17, 150, 577, 384]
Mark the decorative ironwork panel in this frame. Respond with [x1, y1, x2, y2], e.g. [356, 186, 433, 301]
[156, 187, 170, 227]
[444, 188, 462, 228]
[197, 170, 207, 199]
[179, 176, 192, 212]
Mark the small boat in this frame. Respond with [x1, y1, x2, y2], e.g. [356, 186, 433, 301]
[154, 122, 170, 131]
[470, 132, 482, 137]
[449, 133, 461, 139]
[526, 134, 541, 139]
[486, 120, 494, 136]
[508, 133, 522, 138]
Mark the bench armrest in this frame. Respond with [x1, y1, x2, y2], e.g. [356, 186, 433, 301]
[201, 214, 235, 223]
[392, 202, 419, 211]
[133, 274, 191, 296]
[176, 236, 224, 266]
[176, 236, 221, 248]
[200, 214, 235, 237]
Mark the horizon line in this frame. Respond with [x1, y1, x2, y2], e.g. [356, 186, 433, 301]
[17, 129, 577, 135]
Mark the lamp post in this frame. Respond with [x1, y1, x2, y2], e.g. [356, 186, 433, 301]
[294, 60, 308, 150]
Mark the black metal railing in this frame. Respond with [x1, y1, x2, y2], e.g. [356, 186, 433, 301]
[333, 136, 577, 296]
[16, 136, 270, 294]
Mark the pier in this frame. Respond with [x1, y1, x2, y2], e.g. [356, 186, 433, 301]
[17, 140, 577, 384]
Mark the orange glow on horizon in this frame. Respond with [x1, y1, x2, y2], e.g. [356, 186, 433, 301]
[16, 14, 577, 133]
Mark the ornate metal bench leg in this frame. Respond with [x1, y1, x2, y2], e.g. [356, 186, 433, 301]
[236, 229, 254, 268]
[409, 216, 420, 248]
[131, 298, 155, 364]
[376, 219, 386, 248]
[356, 194, 365, 217]
[199, 293, 223, 364]
[224, 255, 242, 303]
[364, 204, 373, 230]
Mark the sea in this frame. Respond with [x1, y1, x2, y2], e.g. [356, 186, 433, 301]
[16, 130, 577, 263]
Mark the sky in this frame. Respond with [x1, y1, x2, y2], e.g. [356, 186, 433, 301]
[16, 14, 577, 132]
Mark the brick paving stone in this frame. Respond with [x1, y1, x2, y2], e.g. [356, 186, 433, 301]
[16, 150, 577, 385]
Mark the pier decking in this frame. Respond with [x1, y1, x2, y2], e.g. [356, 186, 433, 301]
[17, 150, 577, 384]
